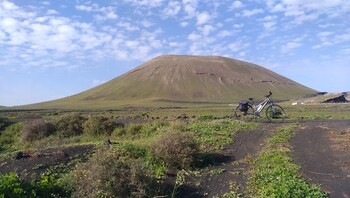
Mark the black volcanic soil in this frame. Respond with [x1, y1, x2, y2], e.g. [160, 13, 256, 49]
[0, 144, 94, 180]
[291, 120, 350, 198]
[176, 123, 278, 197]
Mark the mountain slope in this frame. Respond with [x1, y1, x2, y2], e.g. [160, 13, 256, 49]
[22, 55, 316, 109]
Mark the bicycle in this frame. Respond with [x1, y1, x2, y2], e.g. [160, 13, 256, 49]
[233, 91, 286, 122]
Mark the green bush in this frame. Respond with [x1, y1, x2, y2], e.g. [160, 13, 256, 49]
[113, 122, 169, 139]
[151, 130, 198, 169]
[20, 119, 55, 143]
[83, 116, 116, 136]
[54, 113, 86, 138]
[0, 122, 22, 153]
[0, 172, 70, 198]
[0, 172, 27, 197]
[70, 148, 157, 197]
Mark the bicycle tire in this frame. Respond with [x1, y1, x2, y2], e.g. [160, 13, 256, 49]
[265, 104, 286, 123]
[234, 104, 255, 122]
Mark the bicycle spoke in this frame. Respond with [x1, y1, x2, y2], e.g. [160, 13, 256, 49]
[265, 105, 286, 123]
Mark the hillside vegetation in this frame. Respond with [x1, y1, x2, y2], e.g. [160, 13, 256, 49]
[21, 55, 315, 110]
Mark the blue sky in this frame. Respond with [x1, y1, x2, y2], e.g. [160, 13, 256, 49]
[0, 0, 349, 106]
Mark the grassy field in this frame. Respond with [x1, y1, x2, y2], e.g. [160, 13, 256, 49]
[0, 114, 257, 197]
[0, 103, 348, 197]
[2, 102, 350, 122]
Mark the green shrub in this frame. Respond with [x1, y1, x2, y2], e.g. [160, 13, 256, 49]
[83, 116, 116, 136]
[0, 172, 70, 198]
[20, 119, 54, 143]
[113, 122, 169, 139]
[54, 113, 86, 138]
[0, 122, 22, 153]
[0, 172, 27, 197]
[70, 148, 157, 197]
[126, 123, 143, 136]
[151, 130, 198, 169]
[31, 175, 71, 197]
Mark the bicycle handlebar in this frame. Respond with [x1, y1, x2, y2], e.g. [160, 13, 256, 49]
[265, 91, 272, 98]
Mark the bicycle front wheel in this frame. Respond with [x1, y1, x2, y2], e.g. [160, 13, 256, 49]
[234, 105, 255, 122]
[265, 104, 286, 123]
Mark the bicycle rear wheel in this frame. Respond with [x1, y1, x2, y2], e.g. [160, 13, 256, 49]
[234, 105, 255, 122]
[265, 104, 286, 123]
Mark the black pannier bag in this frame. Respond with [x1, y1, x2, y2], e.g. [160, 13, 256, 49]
[239, 102, 249, 112]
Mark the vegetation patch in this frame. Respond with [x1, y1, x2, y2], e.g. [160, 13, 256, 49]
[20, 119, 55, 143]
[0, 172, 70, 198]
[53, 113, 86, 138]
[0, 123, 22, 153]
[69, 147, 159, 198]
[151, 130, 198, 169]
[249, 124, 327, 197]
[0, 117, 11, 132]
[0, 114, 258, 197]
[83, 115, 116, 136]
[188, 119, 257, 152]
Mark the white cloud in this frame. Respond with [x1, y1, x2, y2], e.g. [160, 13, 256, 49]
[196, 11, 211, 25]
[114, 50, 128, 59]
[141, 19, 154, 28]
[233, 24, 244, 29]
[263, 21, 276, 30]
[124, 0, 164, 8]
[163, 1, 181, 17]
[75, 5, 93, 12]
[227, 40, 250, 54]
[282, 0, 343, 10]
[242, 9, 263, 17]
[180, 21, 189, 27]
[188, 32, 200, 41]
[182, 0, 198, 17]
[117, 22, 139, 31]
[268, 0, 350, 24]
[47, 9, 58, 15]
[218, 30, 232, 38]
[199, 25, 214, 36]
[75, 3, 118, 21]
[281, 42, 302, 53]
[271, 3, 284, 12]
[230, 1, 243, 9]
[262, 15, 277, 31]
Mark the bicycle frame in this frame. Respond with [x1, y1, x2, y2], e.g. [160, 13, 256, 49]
[250, 97, 272, 116]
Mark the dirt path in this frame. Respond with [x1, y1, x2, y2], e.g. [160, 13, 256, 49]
[292, 120, 350, 198]
[177, 123, 277, 197]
